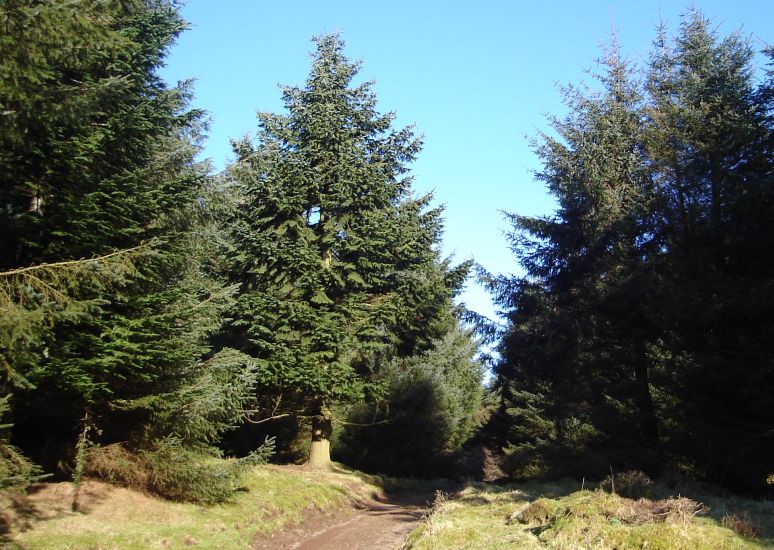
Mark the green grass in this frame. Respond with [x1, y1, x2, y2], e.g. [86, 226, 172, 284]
[8, 464, 382, 549]
[406, 480, 774, 550]
[15, 463, 769, 549]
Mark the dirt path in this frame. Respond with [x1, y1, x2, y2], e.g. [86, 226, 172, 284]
[253, 492, 433, 550]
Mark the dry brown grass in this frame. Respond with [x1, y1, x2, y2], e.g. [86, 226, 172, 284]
[605, 496, 707, 525]
[722, 513, 761, 539]
[85, 444, 151, 492]
[600, 470, 654, 500]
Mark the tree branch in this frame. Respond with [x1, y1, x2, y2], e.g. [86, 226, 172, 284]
[0, 242, 154, 278]
[244, 413, 291, 424]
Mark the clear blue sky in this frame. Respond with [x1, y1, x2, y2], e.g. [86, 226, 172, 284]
[160, 1, 772, 321]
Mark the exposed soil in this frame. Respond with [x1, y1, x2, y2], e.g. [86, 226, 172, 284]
[252, 492, 433, 550]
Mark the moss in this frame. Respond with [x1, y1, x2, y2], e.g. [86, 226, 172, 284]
[511, 498, 564, 525]
[407, 482, 774, 550]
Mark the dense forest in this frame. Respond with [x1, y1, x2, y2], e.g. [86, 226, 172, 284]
[0, 0, 771, 508]
[484, 13, 774, 495]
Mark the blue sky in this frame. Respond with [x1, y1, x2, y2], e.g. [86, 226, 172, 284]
[160, 1, 772, 321]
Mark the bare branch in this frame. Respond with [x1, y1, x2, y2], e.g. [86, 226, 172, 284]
[333, 418, 391, 427]
[244, 413, 291, 424]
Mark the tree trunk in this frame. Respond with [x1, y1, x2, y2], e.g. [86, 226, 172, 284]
[633, 353, 663, 470]
[308, 402, 332, 468]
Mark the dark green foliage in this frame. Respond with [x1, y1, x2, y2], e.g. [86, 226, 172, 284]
[0, 245, 150, 394]
[0, 397, 44, 490]
[642, 14, 774, 492]
[490, 40, 656, 480]
[86, 436, 275, 504]
[335, 326, 483, 476]
[491, 10, 773, 493]
[139, 437, 274, 504]
[222, 35, 472, 445]
[0, 0, 193, 265]
[1, 0, 262, 500]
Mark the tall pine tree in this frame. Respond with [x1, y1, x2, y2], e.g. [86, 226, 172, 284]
[490, 10, 773, 493]
[222, 35, 469, 467]
[643, 11, 774, 491]
[488, 42, 655, 479]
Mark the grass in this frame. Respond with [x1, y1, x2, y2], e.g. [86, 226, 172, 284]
[11, 462, 768, 549]
[406, 479, 774, 550]
[4, 463, 383, 549]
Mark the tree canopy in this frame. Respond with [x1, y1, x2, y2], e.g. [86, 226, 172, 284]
[220, 35, 475, 466]
[488, 9, 773, 494]
[1, 1, 770, 503]
[0, 0, 270, 501]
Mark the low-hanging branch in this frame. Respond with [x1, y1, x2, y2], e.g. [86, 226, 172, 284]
[0, 241, 154, 278]
[332, 417, 391, 427]
[0, 242, 157, 312]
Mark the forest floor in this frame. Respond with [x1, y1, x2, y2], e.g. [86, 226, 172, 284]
[4, 465, 773, 549]
[1, 463, 439, 549]
[253, 490, 432, 549]
[405, 478, 774, 549]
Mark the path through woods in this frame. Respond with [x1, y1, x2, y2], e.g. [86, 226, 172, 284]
[253, 492, 433, 550]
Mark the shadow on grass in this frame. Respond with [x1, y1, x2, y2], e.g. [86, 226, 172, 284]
[449, 478, 584, 508]
[649, 480, 774, 542]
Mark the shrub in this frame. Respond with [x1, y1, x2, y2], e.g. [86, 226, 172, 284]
[601, 470, 653, 500]
[86, 436, 275, 504]
[0, 397, 44, 490]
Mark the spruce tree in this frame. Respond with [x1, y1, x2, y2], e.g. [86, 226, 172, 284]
[336, 325, 483, 476]
[223, 35, 468, 467]
[1, 0, 267, 497]
[643, 11, 774, 491]
[489, 43, 655, 478]
[491, 10, 773, 492]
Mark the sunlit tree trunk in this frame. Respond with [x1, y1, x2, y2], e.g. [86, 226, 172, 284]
[308, 400, 332, 468]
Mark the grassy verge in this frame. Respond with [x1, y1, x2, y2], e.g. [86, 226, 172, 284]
[406, 480, 774, 549]
[4, 464, 383, 549]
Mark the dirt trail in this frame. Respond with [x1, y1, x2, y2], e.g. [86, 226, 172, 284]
[253, 492, 433, 550]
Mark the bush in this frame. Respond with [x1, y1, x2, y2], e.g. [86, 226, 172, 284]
[601, 470, 653, 500]
[86, 436, 275, 504]
[335, 327, 483, 477]
[0, 397, 44, 490]
[0, 443, 43, 491]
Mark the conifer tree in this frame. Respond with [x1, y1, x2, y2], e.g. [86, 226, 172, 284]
[489, 43, 655, 478]
[1, 0, 268, 497]
[491, 10, 773, 492]
[336, 325, 483, 476]
[223, 35, 469, 467]
[642, 11, 774, 491]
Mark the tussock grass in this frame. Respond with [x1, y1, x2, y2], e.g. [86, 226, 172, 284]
[406, 480, 774, 549]
[6, 463, 381, 549]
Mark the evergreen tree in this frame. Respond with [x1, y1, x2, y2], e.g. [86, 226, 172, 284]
[491, 10, 773, 493]
[643, 11, 774, 491]
[336, 325, 483, 476]
[489, 43, 655, 478]
[0, 0, 269, 498]
[223, 35, 470, 467]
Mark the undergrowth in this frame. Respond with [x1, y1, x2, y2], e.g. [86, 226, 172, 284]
[6, 463, 378, 549]
[406, 478, 774, 549]
[85, 437, 275, 504]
